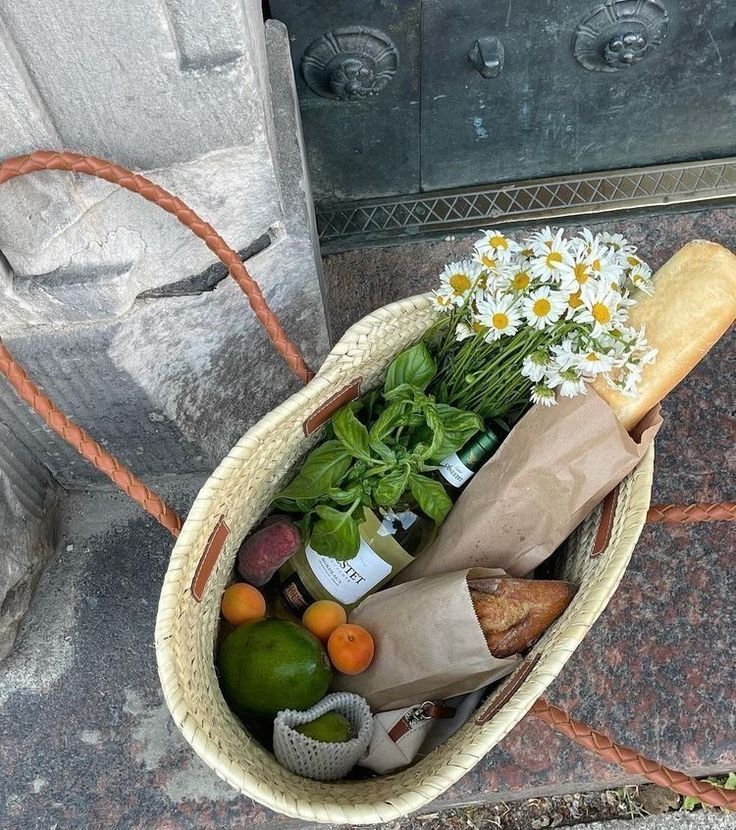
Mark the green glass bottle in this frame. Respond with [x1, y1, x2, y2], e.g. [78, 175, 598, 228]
[435, 423, 503, 493]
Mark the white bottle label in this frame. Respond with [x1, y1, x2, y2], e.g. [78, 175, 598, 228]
[438, 452, 474, 487]
[305, 538, 392, 604]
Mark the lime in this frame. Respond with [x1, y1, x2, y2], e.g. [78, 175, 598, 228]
[218, 619, 332, 716]
[295, 712, 353, 743]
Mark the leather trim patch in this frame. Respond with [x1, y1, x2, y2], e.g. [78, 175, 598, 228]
[475, 654, 540, 726]
[303, 378, 362, 436]
[191, 517, 230, 602]
[591, 486, 619, 558]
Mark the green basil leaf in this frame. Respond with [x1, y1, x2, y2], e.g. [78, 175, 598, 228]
[409, 472, 453, 524]
[332, 405, 372, 462]
[272, 496, 318, 513]
[369, 400, 407, 442]
[428, 404, 484, 461]
[326, 485, 363, 505]
[310, 505, 361, 561]
[277, 440, 353, 500]
[374, 467, 411, 507]
[369, 437, 396, 464]
[383, 383, 416, 403]
[422, 402, 446, 459]
[384, 343, 437, 393]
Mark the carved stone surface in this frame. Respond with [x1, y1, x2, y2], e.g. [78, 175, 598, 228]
[0, 7, 329, 484]
[0, 426, 57, 663]
[574, 0, 669, 72]
[301, 27, 398, 100]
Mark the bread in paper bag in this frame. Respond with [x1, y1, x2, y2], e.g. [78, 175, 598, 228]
[395, 389, 661, 583]
[334, 569, 520, 711]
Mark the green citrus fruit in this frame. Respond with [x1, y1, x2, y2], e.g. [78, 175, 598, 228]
[218, 619, 332, 716]
[295, 712, 353, 743]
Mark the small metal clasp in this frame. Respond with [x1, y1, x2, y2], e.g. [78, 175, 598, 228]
[467, 36, 505, 79]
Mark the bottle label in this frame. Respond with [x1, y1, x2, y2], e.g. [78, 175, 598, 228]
[305, 538, 392, 604]
[438, 452, 474, 487]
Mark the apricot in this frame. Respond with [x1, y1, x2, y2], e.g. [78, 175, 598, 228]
[327, 623, 375, 675]
[302, 600, 347, 643]
[220, 582, 266, 625]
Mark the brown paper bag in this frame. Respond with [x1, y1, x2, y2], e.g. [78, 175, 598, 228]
[334, 569, 520, 711]
[396, 389, 662, 584]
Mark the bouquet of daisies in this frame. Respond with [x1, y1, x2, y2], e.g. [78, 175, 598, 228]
[428, 226, 658, 419]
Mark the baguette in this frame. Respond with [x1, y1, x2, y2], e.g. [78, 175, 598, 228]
[593, 240, 736, 430]
[469, 577, 575, 658]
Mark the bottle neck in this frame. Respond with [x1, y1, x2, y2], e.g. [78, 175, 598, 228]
[437, 423, 502, 488]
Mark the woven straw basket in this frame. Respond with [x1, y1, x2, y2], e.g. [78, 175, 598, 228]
[1, 152, 734, 822]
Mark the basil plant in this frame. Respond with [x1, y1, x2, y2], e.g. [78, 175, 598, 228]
[274, 343, 483, 560]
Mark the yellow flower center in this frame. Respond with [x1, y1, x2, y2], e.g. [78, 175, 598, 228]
[511, 271, 530, 290]
[480, 253, 497, 269]
[610, 282, 619, 292]
[568, 290, 583, 309]
[592, 258, 602, 272]
[574, 263, 589, 284]
[489, 235, 508, 249]
[492, 312, 509, 330]
[592, 302, 611, 324]
[449, 273, 472, 294]
[627, 255, 640, 267]
[585, 352, 600, 363]
[532, 298, 551, 317]
[521, 247, 534, 258]
[472, 321, 485, 333]
[546, 251, 563, 268]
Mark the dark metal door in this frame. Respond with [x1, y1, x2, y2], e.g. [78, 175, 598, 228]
[421, 0, 736, 191]
[271, 0, 735, 201]
[269, 0, 421, 200]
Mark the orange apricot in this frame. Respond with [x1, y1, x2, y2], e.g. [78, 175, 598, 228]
[220, 582, 266, 625]
[302, 600, 347, 642]
[327, 623, 375, 675]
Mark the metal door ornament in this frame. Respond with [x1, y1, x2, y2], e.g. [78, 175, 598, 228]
[573, 0, 669, 72]
[301, 26, 399, 100]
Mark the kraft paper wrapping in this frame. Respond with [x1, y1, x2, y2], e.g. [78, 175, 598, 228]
[395, 390, 662, 584]
[334, 568, 520, 711]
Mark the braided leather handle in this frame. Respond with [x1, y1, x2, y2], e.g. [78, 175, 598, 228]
[0, 151, 314, 383]
[0, 150, 315, 535]
[531, 699, 736, 810]
[648, 501, 736, 523]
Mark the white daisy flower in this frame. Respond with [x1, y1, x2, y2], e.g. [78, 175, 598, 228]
[528, 225, 561, 256]
[475, 229, 519, 263]
[578, 282, 627, 334]
[550, 339, 581, 369]
[455, 319, 488, 341]
[521, 349, 552, 382]
[529, 229, 574, 281]
[627, 266, 655, 295]
[502, 265, 533, 293]
[475, 293, 523, 340]
[564, 288, 585, 319]
[584, 238, 624, 286]
[548, 365, 587, 398]
[522, 286, 567, 329]
[530, 383, 556, 407]
[601, 231, 635, 256]
[576, 347, 616, 377]
[560, 245, 594, 289]
[439, 260, 483, 304]
[431, 290, 454, 312]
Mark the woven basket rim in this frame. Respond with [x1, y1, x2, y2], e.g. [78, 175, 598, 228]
[155, 293, 654, 824]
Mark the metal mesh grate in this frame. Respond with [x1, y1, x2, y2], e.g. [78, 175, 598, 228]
[318, 158, 736, 248]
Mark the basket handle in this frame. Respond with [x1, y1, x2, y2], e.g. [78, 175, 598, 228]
[0, 150, 316, 536]
[530, 698, 736, 810]
[526, 502, 736, 810]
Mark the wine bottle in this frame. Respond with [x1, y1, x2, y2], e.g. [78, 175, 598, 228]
[279, 504, 437, 614]
[435, 423, 503, 493]
[279, 424, 505, 614]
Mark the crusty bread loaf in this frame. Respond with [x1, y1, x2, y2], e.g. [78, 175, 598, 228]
[593, 240, 736, 430]
[468, 577, 575, 658]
